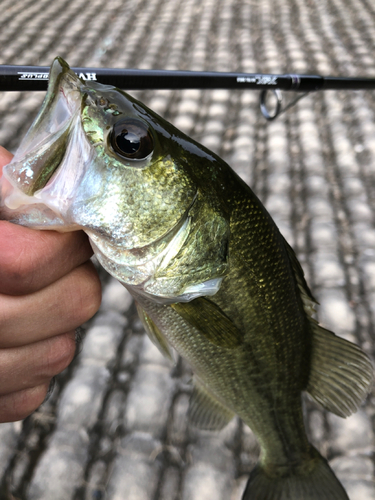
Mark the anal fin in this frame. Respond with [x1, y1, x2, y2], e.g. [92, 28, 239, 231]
[189, 378, 235, 430]
[307, 321, 373, 417]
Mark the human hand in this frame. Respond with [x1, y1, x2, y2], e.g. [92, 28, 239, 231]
[0, 146, 101, 423]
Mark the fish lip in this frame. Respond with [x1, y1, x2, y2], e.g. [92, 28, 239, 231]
[1, 58, 84, 201]
[41, 57, 84, 120]
[30, 58, 85, 193]
[27, 57, 84, 142]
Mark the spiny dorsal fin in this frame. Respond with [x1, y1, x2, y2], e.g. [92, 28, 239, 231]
[189, 378, 235, 430]
[171, 297, 243, 348]
[306, 321, 373, 417]
[135, 302, 175, 362]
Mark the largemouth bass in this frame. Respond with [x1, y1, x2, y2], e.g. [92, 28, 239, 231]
[0, 57, 373, 500]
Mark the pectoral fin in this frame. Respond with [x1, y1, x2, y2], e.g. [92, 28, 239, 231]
[136, 302, 175, 362]
[189, 378, 235, 430]
[171, 297, 243, 348]
[307, 321, 373, 417]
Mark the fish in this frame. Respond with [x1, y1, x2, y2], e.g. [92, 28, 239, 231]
[0, 57, 373, 500]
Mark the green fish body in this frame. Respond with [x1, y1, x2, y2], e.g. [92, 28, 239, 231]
[0, 58, 373, 500]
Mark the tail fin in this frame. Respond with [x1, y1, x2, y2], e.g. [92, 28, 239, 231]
[242, 450, 349, 500]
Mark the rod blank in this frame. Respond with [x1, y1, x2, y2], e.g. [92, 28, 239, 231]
[1, 64, 375, 92]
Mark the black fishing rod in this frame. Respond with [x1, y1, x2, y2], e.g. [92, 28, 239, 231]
[1, 64, 375, 120]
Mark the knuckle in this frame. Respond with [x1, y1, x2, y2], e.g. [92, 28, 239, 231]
[17, 384, 49, 419]
[0, 298, 13, 328]
[82, 282, 102, 321]
[71, 263, 102, 324]
[43, 333, 76, 376]
[0, 233, 40, 295]
[0, 384, 49, 423]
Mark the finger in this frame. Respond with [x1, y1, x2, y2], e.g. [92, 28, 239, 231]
[0, 331, 76, 395]
[0, 260, 101, 348]
[0, 146, 13, 173]
[0, 222, 93, 295]
[0, 383, 50, 423]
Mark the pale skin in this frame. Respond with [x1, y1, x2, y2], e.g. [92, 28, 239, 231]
[0, 146, 102, 423]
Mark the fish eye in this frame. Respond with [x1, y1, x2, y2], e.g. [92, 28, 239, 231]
[110, 118, 154, 161]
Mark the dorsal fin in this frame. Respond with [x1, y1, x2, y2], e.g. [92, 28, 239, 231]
[283, 238, 316, 304]
[283, 238, 373, 416]
[306, 321, 373, 417]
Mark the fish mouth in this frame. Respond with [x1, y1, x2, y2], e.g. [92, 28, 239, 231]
[1, 58, 84, 206]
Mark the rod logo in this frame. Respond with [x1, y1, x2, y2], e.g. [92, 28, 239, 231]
[236, 75, 278, 85]
[17, 72, 49, 80]
[17, 72, 97, 81]
[77, 72, 97, 81]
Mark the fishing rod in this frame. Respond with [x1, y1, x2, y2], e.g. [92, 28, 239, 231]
[1, 64, 375, 120]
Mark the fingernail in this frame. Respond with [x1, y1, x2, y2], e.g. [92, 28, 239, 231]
[74, 327, 86, 357]
[43, 377, 56, 403]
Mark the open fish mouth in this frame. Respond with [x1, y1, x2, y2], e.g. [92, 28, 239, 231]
[1, 58, 83, 207]
[0, 58, 92, 228]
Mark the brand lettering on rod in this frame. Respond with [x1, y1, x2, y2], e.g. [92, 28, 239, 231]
[18, 72, 97, 81]
[236, 75, 277, 85]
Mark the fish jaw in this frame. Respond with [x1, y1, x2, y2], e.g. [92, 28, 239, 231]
[0, 57, 87, 230]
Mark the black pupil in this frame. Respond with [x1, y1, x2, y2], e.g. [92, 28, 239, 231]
[111, 119, 153, 160]
[116, 131, 141, 155]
